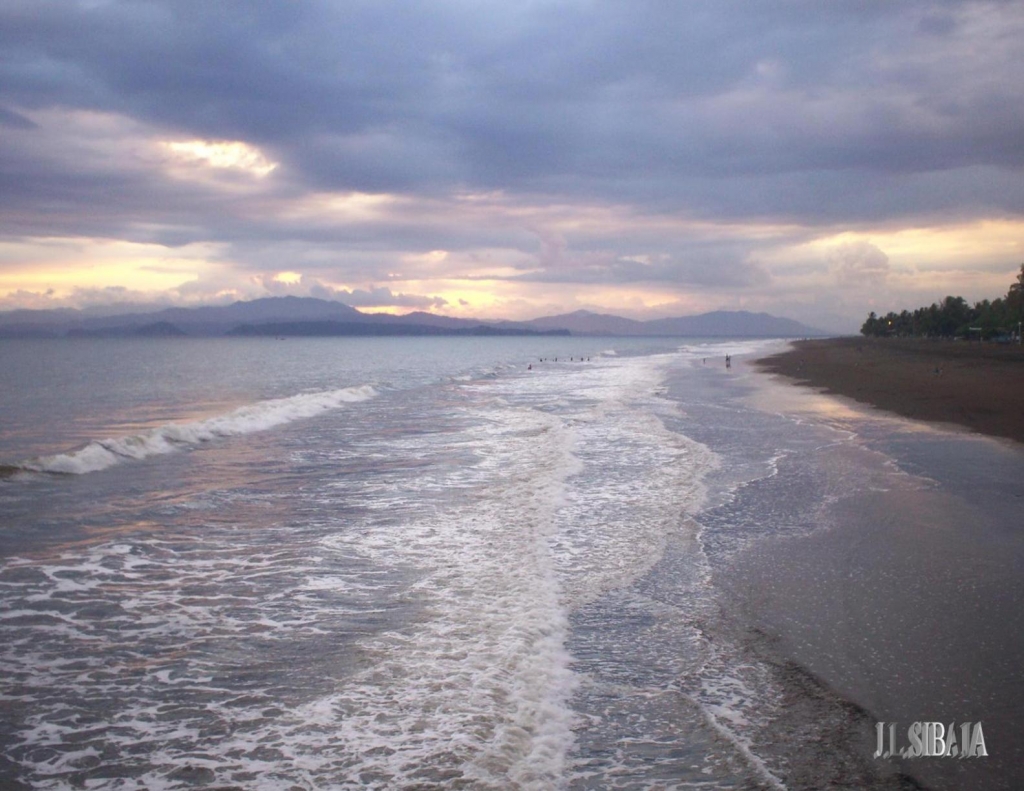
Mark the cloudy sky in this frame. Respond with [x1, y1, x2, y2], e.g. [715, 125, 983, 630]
[2, 0, 1023, 331]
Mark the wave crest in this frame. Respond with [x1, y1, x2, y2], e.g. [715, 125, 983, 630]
[21, 385, 376, 475]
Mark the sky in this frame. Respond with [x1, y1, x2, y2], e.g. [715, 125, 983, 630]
[2, 1, 1023, 332]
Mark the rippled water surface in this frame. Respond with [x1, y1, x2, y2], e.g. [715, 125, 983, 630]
[3, 336, 1018, 790]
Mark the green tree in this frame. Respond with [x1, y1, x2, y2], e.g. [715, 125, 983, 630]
[1007, 263, 1024, 326]
[861, 264, 1024, 338]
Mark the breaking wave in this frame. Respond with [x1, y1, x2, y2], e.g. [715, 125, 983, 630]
[18, 385, 377, 475]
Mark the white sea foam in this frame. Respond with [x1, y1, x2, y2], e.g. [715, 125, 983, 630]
[20, 384, 376, 475]
[318, 403, 581, 789]
[695, 660, 788, 790]
[514, 353, 716, 608]
[0, 346, 740, 788]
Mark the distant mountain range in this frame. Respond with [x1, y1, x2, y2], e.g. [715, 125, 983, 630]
[509, 309, 821, 337]
[0, 296, 826, 338]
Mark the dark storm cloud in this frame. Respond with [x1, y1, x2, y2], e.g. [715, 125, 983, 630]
[1, 0, 1023, 267]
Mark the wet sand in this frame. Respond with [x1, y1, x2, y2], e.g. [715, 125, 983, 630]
[733, 341, 1024, 789]
[726, 476, 1024, 790]
[755, 337, 1024, 445]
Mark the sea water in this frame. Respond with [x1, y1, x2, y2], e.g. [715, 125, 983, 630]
[1, 336, 1020, 790]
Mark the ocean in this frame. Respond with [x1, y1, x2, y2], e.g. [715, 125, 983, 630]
[1, 336, 1021, 790]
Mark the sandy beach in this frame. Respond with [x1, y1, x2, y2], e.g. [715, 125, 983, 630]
[730, 338, 1024, 789]
[755, 337, 1024, 445]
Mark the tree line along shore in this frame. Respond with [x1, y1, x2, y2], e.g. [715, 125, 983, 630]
[860, 264, 1024, 341]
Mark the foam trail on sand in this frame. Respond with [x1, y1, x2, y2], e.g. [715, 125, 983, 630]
[20, 385, 377, 475]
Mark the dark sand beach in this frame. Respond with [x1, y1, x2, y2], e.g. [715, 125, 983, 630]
[755, 336, 1024, 445]
[731, 338, 1024, 789]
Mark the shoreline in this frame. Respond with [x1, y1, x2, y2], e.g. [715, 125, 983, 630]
[755, 336, 1024, 445]
[740, 337, 1024, 789]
